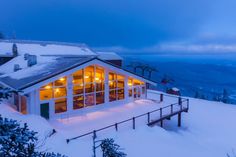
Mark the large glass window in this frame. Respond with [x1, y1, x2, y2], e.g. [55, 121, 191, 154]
[39, 77, 68, 114]
[109, 72, 125, 101]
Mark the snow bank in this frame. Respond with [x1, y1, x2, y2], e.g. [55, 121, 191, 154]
[1, 92, 236, 157]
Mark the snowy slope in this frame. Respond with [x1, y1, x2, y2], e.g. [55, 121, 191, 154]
[1, 91, 236, 157]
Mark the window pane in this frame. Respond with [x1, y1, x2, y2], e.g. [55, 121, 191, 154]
[84, 66, 94, 83]
[128, 78, 133, 87]
[54, 87, 67, 98]
[95, 66, 104, 82]
[73, 69, 83, 85]
[73, 95, 84, 109]
[96, 82, 105, 92]
[117, 89, 125, 100]
[133, 79, 141, 86]
[96, 92, 104, 105]
[41, 83, 53, 89]
[117, 74, 124, 80]
[109, 90, 117, 102]
[40, 89, 53, 100]
[129, 89, 133, 97]
[109, 72, 116, 80]
[117, 80, 124, 88]
[55, 98, 67, 113]
[73, 85, 84, 95]
[85, 83, 94, 93]
[54, 77, 67, 86]
[109, 81, 116, 89]
[85, 93, 95, 107]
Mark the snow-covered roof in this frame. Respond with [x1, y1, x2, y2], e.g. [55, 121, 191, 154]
[0, 55, 96, 90]
[0, 40, 97, 56]
[172, 87, 180, 92]
[97, 52, 123, 60]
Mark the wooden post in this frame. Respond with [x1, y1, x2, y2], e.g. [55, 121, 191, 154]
[115, 123, 118, 131]
[178, 113, 181, 127]
[160, 94, 163, 102]
[133, 117, 135, 130]
[147, 112, 150, 123]
[93, 130, 97, 157]
[178, 97, 182, 105]
[171, 104, 173, 114]
[160, 108, 163, 127]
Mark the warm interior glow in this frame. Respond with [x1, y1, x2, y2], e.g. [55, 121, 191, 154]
[45, 85, 51, 89]
[84, 75, 89, 79]
[128, 83, 132, 86]
[59, 77, 65, 81]
[55, 88, 60, 92]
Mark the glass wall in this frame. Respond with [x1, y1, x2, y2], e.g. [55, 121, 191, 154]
[39, 64, 146, 115]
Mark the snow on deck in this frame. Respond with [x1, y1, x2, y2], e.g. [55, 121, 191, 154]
[50, 93, 180, 139]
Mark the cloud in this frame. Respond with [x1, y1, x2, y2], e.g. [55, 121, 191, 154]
[94, 43, 236, 54]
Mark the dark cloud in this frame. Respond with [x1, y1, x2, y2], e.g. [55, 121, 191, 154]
[0, 0, 236, 49]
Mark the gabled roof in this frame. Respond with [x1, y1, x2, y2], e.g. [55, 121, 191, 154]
[0, 40, 97, 56]
[97, 52, 123, 60]
[0, 56, 156, 92]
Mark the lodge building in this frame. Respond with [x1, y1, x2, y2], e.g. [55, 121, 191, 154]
[0, 40, 156, 119]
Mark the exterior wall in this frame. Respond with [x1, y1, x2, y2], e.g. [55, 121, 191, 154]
[25, 63, 147, 119]
[106, 60, 122, 67]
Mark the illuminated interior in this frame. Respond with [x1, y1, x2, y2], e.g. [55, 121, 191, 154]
[39, 64, 146, 114]
[109, 72, 125, 101]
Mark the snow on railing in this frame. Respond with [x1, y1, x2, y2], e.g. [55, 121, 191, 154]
[66, 92, 189, 143]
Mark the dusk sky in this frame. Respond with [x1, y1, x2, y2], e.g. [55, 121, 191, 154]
[1, 0, 236, 53]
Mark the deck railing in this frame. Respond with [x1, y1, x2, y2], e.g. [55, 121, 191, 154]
[66, 91, 189, 143]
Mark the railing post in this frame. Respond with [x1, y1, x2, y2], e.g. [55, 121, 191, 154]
[178, 113, 181, 127]
[115, 123, 118, 131]
[171, 104, 173, 114]
[93, 130, 97, 157]
[147, 112, 150, 123]
[178, 97, 182, 105]
[160, 108, 163, 127]
[160, 94, 163, 102]
[133, 117, 135, 130]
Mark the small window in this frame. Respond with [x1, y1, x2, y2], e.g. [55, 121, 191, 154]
[117, 89, 125, 100]
[54, 87, 67, 98]
[40, 89, 53, 101]
[73, 85, 84, 95]
[129, 89, 133, 97]
[109, 90, 117, 102]
[54, 77, 67, 86]
[85, 93, 95, 107]
[73, 95, 84, 109]
[72, 70, 83, 85]
[85, 83, 94, 93]
[96, 92, 105, 105]
[55, 98, 67, 113]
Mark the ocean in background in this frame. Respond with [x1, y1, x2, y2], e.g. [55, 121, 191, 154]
[121, 53, 236, 104]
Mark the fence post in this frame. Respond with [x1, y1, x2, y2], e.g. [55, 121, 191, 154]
[178, 113, 181, 127]
[93, 130, 97, 157]
[147, 112, 150, 123]
[171, 104, 173, 114]
[160, 108, 163, 127]
[178, 97, 182, 105]
[160, 94, 163, 102]
[133, 117, 135, 130]
[115, 123, 118, 131]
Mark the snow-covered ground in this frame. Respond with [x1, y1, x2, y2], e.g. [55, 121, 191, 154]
[1, 90, 236, 157]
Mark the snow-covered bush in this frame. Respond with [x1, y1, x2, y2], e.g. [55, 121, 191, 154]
[0, 115, 66, 157]
[100, 138, 126, 157]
